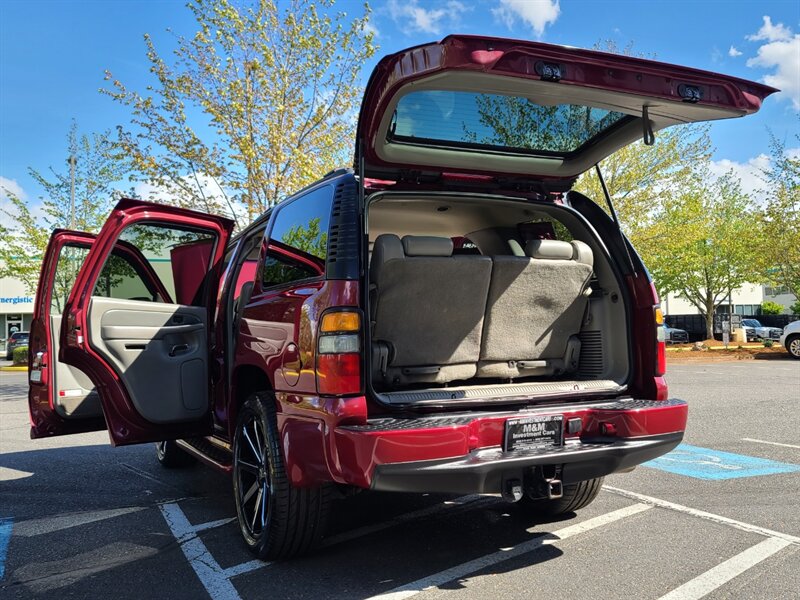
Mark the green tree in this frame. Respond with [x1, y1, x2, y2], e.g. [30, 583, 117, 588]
[756, 127, 800, 299]
[575, 125, 713, 259]
[103, 0, 376, 224]
[0, 124, 130, 294]
[760, 300, 784, 315]
[647, 170, 757, 338]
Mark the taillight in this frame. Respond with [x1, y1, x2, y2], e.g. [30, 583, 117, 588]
[316, 309, 362, 395]
[655, 306, 666, 376]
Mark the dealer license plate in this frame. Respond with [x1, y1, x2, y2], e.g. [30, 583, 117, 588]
[503, 415, 563, 452]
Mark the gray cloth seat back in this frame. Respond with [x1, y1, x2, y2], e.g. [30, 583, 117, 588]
[370, 234, 492, 385]
[478, 239, 594, 378]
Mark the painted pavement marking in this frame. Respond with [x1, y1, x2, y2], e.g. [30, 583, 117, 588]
[656, 537, 792, 600]
[159, 502, 268, 600]
[0, 466, 33, 481]
[604, 486, 800, 546]
[158, 494, 494, 600]
[366, 503, 652, 600]
[643, 443, 800, 480]
[12, 506, 147, 537]
[742, 437, 800, 450]
[0, 517, 12, 580]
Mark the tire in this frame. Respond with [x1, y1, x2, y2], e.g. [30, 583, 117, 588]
[520, 477, 604, 516]
[786, 334, 800, 360]
[233, 391, 330, 560]
[155, 440, 196, 468]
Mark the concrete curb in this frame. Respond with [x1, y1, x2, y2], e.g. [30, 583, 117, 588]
[0, 366, 28, 371]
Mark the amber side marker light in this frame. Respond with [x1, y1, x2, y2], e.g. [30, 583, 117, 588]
[320, 311, 360, 333]
[655, 306, 666, 376]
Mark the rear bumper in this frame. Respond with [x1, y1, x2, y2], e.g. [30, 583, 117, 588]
[370, 431, 682, 494]
[319, 397, 687, 492]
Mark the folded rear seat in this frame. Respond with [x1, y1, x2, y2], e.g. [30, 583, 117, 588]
[370, 234, 492, 386]
[478, 239, 594, 379]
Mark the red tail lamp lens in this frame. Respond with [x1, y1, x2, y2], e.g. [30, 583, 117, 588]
[317, 353, 361, 395]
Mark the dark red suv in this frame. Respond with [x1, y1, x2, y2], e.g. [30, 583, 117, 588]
[28, 36, 774, 559]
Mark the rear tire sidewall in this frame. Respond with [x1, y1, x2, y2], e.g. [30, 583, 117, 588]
[520, 476, 604, 516]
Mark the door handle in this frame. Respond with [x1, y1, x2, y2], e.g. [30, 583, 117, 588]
[169, 343, 189, 357]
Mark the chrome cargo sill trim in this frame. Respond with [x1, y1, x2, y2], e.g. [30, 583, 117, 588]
[378, 379, 623, 406]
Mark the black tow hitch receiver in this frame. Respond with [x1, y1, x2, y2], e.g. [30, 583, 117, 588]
[527, 465, 564, 500]
[502, 478, 524, 503]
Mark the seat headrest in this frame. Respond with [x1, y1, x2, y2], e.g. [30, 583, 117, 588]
[525, 239, 574, 260]
[401, 236, 453, 257]
[525, 239, 594, 267]
[370, 234, 404, 283]
[570, 240, 594, 267]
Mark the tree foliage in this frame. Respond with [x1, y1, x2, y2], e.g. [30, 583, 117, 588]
[575, 124, 713, 256]
[756, 127, 800, 299]
[643, 170, 757, 338]
[760, 300, 784, 315]
[0, 124, 130, 293]
[103, 0, 376, 224]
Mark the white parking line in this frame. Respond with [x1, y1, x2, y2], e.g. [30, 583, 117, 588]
[742, 438, 800, 450]
[657, 537, 791, 600]
[159, 502, 268, 600]
[13, 506, 147, 537]
[604, 486, 800, 546]
[367, 503, 652, 600]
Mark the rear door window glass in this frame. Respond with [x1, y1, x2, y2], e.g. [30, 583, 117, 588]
[116, 224, 217, 305]
[391, 90, 630, 155]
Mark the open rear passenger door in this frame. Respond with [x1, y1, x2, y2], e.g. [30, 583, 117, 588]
[30, 200, 233, 446]
[29, 229, 173, 437]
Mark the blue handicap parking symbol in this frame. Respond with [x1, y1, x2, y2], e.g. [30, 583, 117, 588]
[0, 517, 12, 580]
[644, 443, 800, 480]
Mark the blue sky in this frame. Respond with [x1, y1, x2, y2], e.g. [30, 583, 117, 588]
[1, 0, 798, 211]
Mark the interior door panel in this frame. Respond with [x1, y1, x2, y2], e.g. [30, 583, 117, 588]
[50, 314, 102, 419]
[88, 297, 208, 424]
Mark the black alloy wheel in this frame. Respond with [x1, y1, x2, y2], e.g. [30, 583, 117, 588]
[155, 440, 195, 468]
[233, 392, 330, 560]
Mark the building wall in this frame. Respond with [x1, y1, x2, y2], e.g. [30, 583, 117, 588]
[0, 276, 35, 350]
[663, 282, 798, 316]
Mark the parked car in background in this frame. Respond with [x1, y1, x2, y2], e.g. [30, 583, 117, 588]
[779, 321, 800, 359]
[5, 331, 29, 360]
[662, 323, 689, 344]
[741, 319, 783, 342]
[27, 35, 774, 560]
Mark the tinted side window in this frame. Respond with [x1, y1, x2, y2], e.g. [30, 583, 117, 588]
[116, 223, 217, 305]
[50, 244, 162, 314]
[268, 185, 333, 261]
[262, 252, 320, 288]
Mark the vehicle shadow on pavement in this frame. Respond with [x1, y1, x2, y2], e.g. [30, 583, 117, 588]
[2, 444, 592, 599]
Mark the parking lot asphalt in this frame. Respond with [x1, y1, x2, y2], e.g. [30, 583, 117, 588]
[1, 360, 799, 600]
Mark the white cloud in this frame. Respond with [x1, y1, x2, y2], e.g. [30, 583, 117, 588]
[363, 20, 380, 39]
[728, 45, 742, 57]
[746, 15, 793, 43]
[387, 0, 469, 35]
[745, 18, 800, 109]
[0, 176, 27, 215]
[708, 154, 770, 199]
[492, 0, 560, 37]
